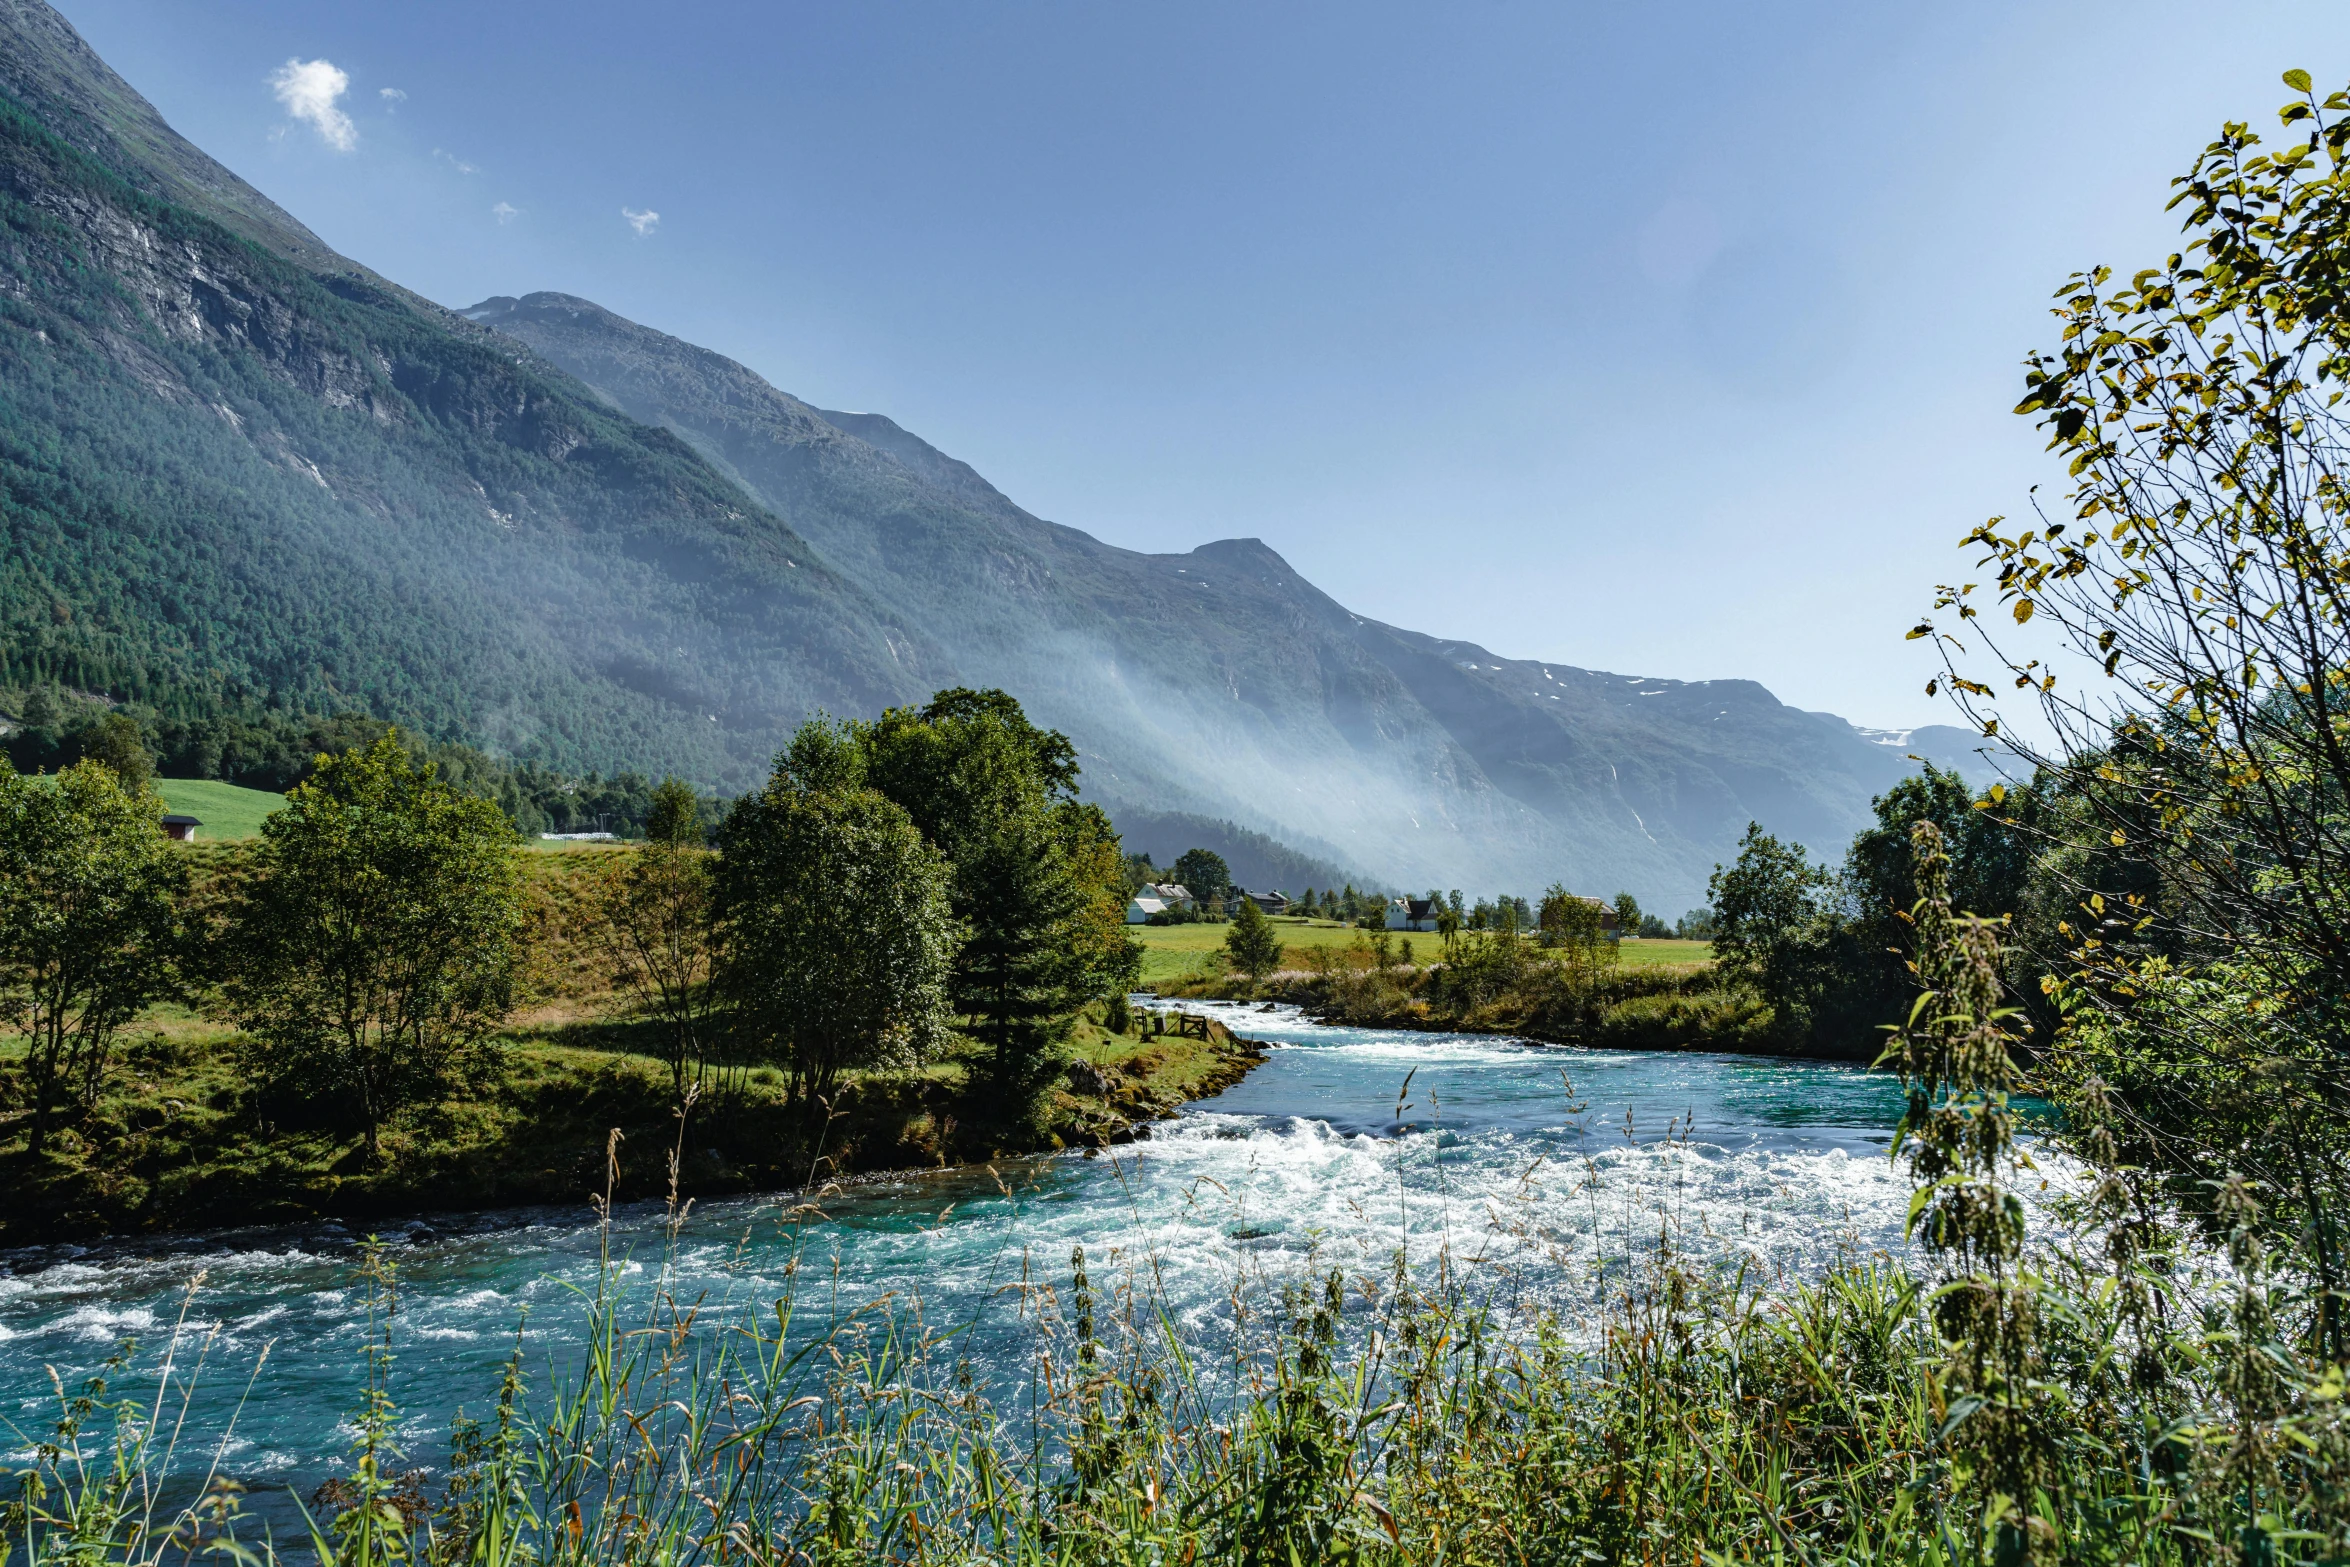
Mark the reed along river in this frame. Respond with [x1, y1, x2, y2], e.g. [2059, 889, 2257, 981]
[0, 1003, 1929, 1501]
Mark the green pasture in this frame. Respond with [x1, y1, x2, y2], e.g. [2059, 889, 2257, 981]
[147, 779, 637, 851]
[155, 778, 285, 840]
[1132, 916, 1711, 986]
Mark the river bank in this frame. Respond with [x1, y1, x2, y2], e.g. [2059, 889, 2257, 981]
[1151, 953, 1852, 1058]
[0, 1010, 1265, 1248]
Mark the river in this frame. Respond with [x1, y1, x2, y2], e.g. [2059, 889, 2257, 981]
[0, 1003, 1923, 1507]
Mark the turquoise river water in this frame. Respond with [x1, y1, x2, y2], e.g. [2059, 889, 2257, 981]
[0, 1003, 1927, 1512]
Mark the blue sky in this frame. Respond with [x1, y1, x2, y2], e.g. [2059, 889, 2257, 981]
[52, 0, 2350, 729]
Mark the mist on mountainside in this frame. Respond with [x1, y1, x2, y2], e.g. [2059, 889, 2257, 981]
[465, 293, 1930, 908]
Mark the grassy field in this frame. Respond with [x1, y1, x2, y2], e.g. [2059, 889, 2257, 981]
[155, 778, 285, 839]
[1132, 916, 1712, 985]
[149, 780, 639, 851]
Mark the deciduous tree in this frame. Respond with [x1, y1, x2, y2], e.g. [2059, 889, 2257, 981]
[1172, 848, 1231, 906]
[591, 834, 718, 1107]
[644, 777, 702, 847]
[1914, 71, 2350, 1278]
[719, 722, 956, 1112]
[224, 735, 521, 1158]
[1610, 890, 1641, 937]
[860, 690, 1138, 1122]
[0, 760, 184, 1154]
[1707, 825, 1837, 1039]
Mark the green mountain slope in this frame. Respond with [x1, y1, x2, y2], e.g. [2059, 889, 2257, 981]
[0, 2, 937, 784]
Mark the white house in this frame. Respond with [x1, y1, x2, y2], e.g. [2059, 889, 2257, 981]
[1144, 881, 1195, 910]
[1384, 897, 1440, 932]
[1125, 893, 1168, 925]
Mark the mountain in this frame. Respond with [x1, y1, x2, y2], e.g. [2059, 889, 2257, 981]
[464, 292, 1922, 907]
[0, 0, 937, 785]
[0, 0, 1931, 910]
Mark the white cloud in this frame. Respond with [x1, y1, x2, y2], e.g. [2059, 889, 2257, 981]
[269, 58, 356, 151]
[433, 148, 479, 175]
[492, 201, 519, 224]
[622, 206, 659, 237]
[378, 86, 406, 102]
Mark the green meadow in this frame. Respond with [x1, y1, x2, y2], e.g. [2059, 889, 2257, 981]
[148, 779, 632, 851]
[154, 778, 285, 840]
[1131, 915, 1710, 986]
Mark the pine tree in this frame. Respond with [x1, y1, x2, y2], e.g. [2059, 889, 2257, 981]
[1225, 896, 1285, 983]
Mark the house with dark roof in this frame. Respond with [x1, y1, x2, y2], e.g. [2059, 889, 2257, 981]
[1384, 897, 1439, 932]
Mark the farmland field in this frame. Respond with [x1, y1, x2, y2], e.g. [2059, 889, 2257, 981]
[1131, 916, 1712, 986]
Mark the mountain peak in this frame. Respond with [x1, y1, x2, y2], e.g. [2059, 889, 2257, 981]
[1188, 537, 1297, 577]
[464, 293, 622, 327]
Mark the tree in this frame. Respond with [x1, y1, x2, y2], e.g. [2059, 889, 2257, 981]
[0, 760, 184, 1154]
[1062, 802, 1147, 1003]
[644, 776, 701, 846]
[858, 691, 1135, 1120]
[590, 833, 719, 1107]
[1538, 885, 1614, 964]
[1173, 848, 1231, 905]
[719, 722, 955, 1113]
[78, 713, 152, 789]
[954, 800, 1098, 1108]
[1707, 824, 1840, 1042]
[1611, 890, 1642, 937]
[1675, 907, 1718, 940]
[1225, 896, 1285, 982]
[223, 735, 521, 1158]
[1837, 765, 2040, 1038]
